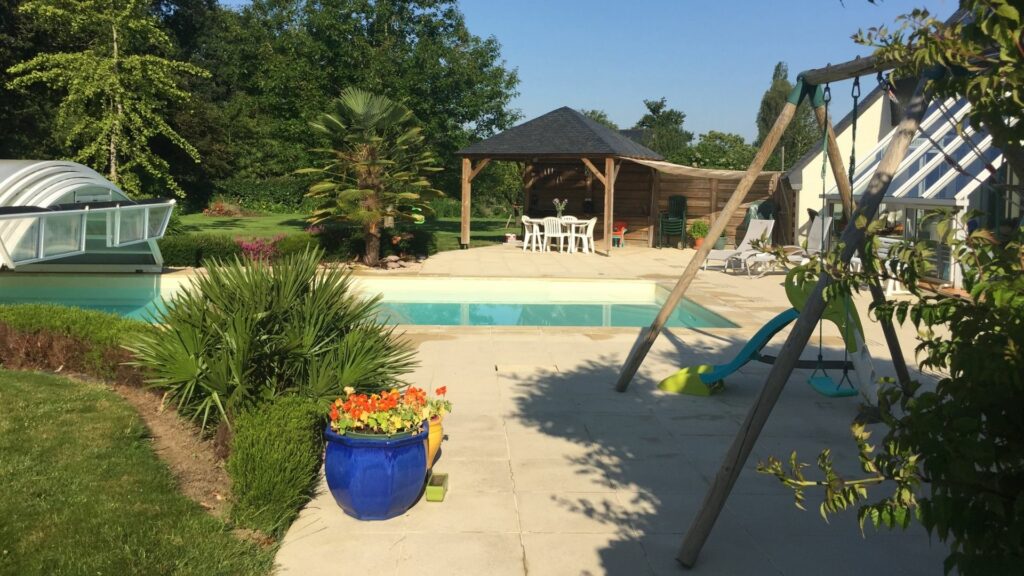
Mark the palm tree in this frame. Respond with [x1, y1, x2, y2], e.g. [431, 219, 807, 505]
[299, 88, 441, 266]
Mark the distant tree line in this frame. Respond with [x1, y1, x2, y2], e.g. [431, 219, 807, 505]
[0, 0, 520, 209]
[582, 61, 819, 171]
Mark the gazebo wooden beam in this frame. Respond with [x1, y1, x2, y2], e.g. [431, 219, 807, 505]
[581, 158, 607, 187]
[460, 157, 490, 248]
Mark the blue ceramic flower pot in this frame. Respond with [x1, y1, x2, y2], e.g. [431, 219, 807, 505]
[323, 423, 428, 520]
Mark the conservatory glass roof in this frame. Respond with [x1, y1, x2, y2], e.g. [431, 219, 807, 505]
[0, 160, 175, 270]
[825, 98, 1005, 208]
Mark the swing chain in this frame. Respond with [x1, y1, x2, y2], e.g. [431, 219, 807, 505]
[849, 76, 860, 189]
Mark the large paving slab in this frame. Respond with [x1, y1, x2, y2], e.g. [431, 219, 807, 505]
[276, 245, 949, 575]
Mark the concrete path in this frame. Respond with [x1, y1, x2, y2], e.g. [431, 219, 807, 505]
[276, 245, 948, 575]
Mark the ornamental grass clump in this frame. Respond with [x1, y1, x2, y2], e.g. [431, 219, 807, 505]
[128, 247, 416, 431]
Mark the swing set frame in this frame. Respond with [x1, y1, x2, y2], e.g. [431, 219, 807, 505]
[612, 50, 944, 568]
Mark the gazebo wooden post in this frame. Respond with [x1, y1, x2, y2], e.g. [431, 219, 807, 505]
[677, 74, 933, 569]
[459, 157, 490, 249]
[604, 157, 615, 254]
[460, 157, 472, 248]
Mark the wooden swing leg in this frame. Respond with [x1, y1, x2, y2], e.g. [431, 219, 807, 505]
[677, 76, 934, 569]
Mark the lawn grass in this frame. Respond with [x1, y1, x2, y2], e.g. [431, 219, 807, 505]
[179, 212, 517, 252]
[0, 370, 273, 576]
[179, 212, 309, 236]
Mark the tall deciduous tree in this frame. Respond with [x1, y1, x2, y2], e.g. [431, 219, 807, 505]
[755, 62, 818, 171]
[634, 97, 692, 157]
[675, 131, 757, 170]
[581, 109, 619, 130]
[6, 0, 208, 197]
[300, 88, 441, 267]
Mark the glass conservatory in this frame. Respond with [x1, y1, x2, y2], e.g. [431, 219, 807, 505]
[0, 160, 175, 272]
[823, 98, 1018, 288]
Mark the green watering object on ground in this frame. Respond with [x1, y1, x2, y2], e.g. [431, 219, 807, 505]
[659, 269, 876, 399]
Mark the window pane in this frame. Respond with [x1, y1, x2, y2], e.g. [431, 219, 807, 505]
[43, 213, 83, 257]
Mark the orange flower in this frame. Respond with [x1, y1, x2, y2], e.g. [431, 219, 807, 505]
[435, 386, 447, 397]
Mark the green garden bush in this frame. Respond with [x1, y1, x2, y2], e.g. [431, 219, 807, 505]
[227, 396, 325, 536]
[0, 304, 151, 384]
[157, 233, 242, 267]
[127, 248, 417, 430]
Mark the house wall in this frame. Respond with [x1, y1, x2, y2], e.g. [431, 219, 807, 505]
[792, 91, 894, 241]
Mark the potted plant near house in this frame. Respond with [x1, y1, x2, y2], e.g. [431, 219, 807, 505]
[689, 220, 710, 249]
[325, 386, 438, 520]
[426, 386, 451, 469]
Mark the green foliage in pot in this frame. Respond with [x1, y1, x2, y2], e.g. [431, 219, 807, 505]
[228, 396, 325, 536]
[689, 220, 710, 239]
[759, 212, 1024, 575]
[127, 248, 417, 430]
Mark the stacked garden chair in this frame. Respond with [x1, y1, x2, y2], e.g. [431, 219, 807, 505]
[658, 195, 687, 248]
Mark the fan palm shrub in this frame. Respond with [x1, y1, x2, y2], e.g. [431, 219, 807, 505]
[298, 88, 442, 267]
[127, 248, 416, 430]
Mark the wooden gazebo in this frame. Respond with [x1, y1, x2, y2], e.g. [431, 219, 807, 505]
[456, 107, 785, 254]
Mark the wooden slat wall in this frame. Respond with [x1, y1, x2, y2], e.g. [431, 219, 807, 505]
[655, 172, 787, 247]
[528, 160, 787, 247]
[528, 160, 653, 243]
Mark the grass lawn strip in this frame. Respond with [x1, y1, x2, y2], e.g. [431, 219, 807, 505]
[0, 370, 273, 576]
[179, 213, 516, 252]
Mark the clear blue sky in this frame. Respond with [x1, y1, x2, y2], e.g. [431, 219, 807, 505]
[220, 0, 952, 141]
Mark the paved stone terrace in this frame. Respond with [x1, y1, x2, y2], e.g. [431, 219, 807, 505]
[276, 244, 948, 575]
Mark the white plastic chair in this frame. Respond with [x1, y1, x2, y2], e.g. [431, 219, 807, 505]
[541, 217, 569, 253]
[574, 217, 597, 254]
[521, 216, 542, 252]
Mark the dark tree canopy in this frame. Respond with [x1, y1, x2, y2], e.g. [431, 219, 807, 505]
[0, 0, 520, 206]
[633, 97, 693, 158]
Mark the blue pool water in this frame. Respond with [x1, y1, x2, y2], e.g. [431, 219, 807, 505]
[377, 301, 734, 328]
[0, 274, 736, 328]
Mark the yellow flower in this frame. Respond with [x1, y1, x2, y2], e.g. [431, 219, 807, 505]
[343, 386, 355, 396]
[391, 415, 403, 429]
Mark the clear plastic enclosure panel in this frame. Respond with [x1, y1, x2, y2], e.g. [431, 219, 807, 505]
[42, 213, 84, 257]
[147, 206, 171, 238]
[8, 218, 40, 262]
[118, 208, 145, 245]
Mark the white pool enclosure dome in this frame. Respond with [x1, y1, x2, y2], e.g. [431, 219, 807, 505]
[0, 160, 175, 272]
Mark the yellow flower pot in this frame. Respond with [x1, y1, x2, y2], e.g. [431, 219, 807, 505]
[427, 416, 443, 468]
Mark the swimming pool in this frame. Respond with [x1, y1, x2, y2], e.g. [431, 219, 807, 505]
[0, 274, 735, 328]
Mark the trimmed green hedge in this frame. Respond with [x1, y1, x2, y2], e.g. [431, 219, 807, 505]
[214, 176, 313, 213]
[0, 304, 151, 383]
[158, 233, 242, 267]
[227, 397, 326, 536]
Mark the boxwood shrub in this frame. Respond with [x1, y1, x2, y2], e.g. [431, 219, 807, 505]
[227, 396, 326, 536]
[0, 304, 151, 384]
[158, 233, 242, 267]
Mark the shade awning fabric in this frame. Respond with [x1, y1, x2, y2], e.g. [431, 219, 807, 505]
[625, 158, 780, 180]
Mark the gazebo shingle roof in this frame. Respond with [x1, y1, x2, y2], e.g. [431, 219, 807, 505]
[457, 107, 664, 160]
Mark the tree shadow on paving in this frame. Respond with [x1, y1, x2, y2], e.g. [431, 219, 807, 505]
[510, 330, 902, 574]
[510, 353, 743, 574]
